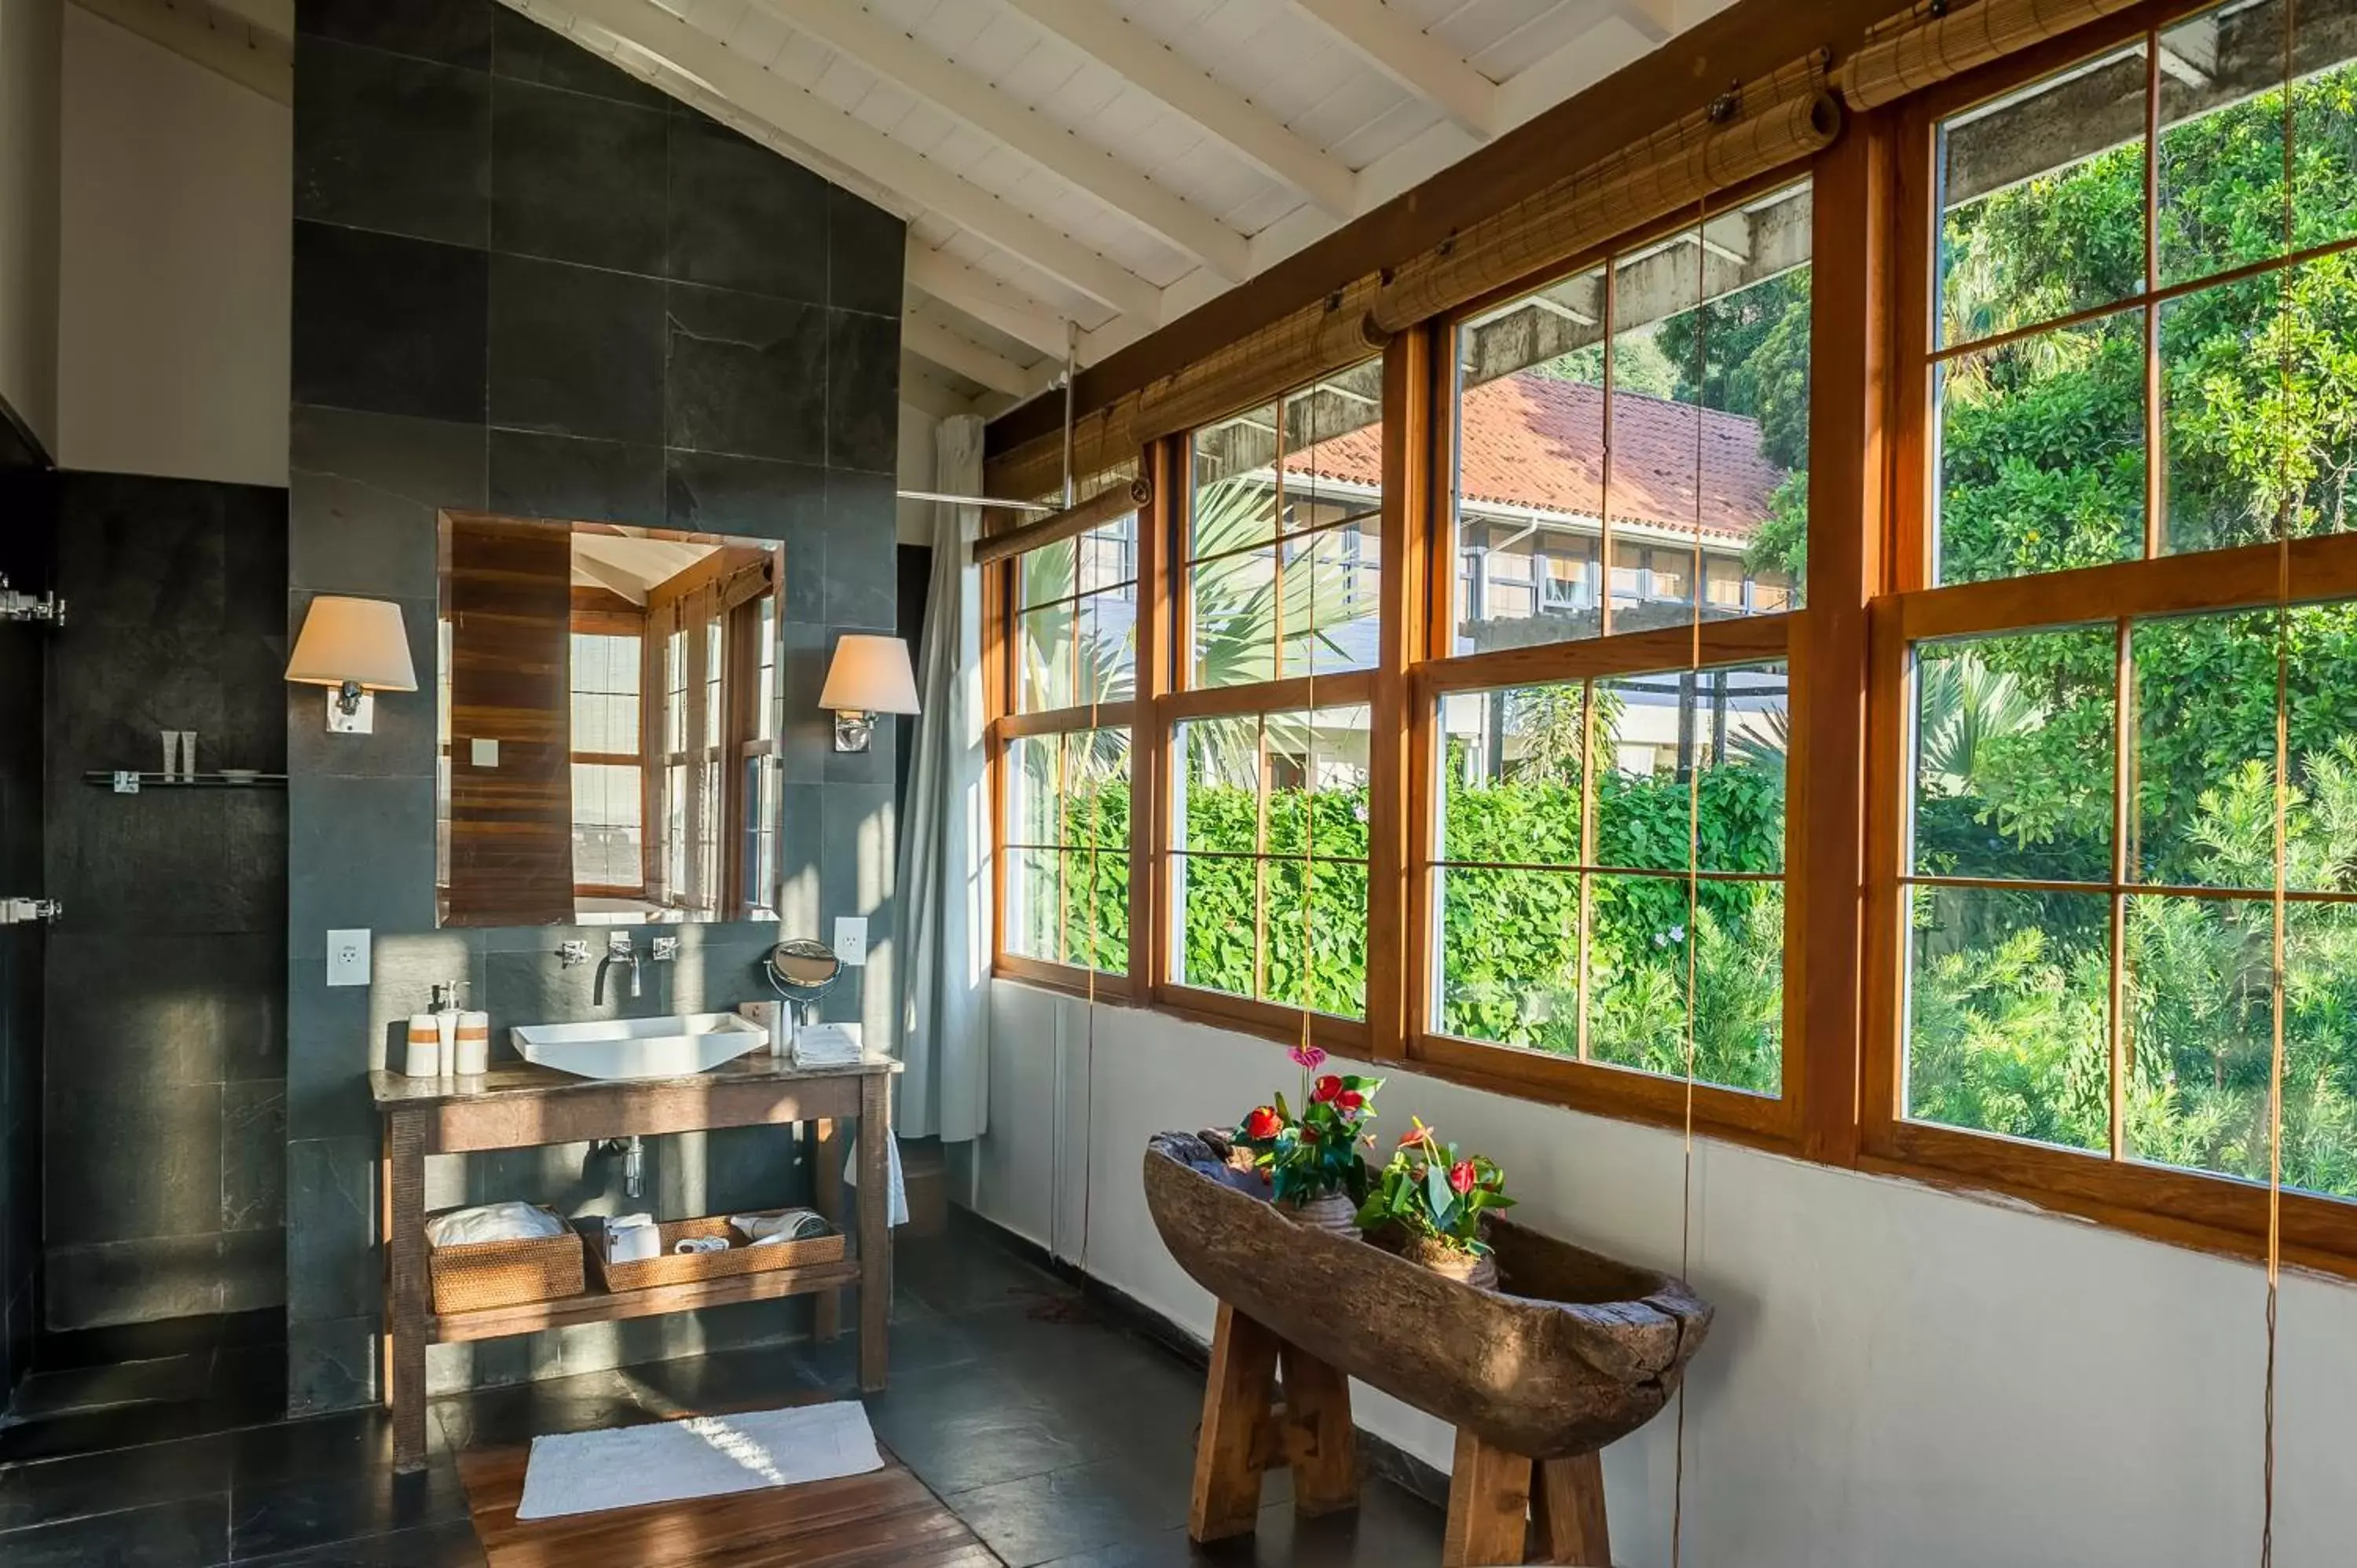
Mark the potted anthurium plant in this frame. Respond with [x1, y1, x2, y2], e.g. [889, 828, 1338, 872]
[1232, 1045, 1382, 1236]
[1358, 1119, 1516, 1288]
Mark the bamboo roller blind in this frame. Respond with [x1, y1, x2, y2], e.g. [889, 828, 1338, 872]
[1130, 273, 1391, 444]
[1369, 54, 1840, 335]
[973, 471, 1154, 567]
[1838, 0, 2146, 108]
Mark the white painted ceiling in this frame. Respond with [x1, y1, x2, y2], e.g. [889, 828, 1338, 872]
[82, 0, 1736, 419]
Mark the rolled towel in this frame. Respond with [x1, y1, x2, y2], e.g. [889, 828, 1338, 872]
[728, 1208, 830, 1243]
[425, 1201, 563, 1248]
[673, 1236, 730, 1255]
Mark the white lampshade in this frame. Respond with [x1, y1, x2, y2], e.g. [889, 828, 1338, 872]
[286, 596, 418, 692]
[819, 634, 920, 716]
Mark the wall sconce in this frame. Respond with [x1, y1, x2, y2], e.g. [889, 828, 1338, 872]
[286, 596, 417, 735]
[818, 634, 919, 753]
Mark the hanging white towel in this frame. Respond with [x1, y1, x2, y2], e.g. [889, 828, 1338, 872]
[842, 1134, 909, 1227]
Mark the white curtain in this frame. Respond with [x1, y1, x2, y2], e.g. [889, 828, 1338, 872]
[894, 414, 992, 1141]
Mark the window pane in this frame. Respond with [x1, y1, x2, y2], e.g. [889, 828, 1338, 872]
[571, 633, 640, 753]
[1017, 599, 1076, 712]
[1437, 684, 1585, 867]
[1177, 718, 1261, 853]
[571, 763, 641, 887]
[1006, 734, 1061, 847]
[1264, 707, 1370, 860]
[1059, 727, 1131, 857]
[1937, 43, 2147, 348]
[1913, 629, 2116, 883]
[1280, 522, 1380, 677]
[2161, 255, 2357, 554]
[1594, 663, 1789, 874]
[1059, 848, 1129, 973]
[1191, 411, 1282, 555]
[1692, 879, 1784, 1095]
[1585, 872, 1692, 1078]
[2133, 603, 2357, 891]
[1019, 537, 1076, 609]
[1448, 183, 1813, 653]
[1189, 547, 1277, 688]
[1935, 310, 2147, 584]
[1434, 865, 1583, 1051]
[1079, 514, 1138, 593]
[1171, 852, 1259, 999]
[1263, 858, 1367, 1017]
[1905, 882, 2112, 1152]
[2158, 0, 2357, 288]
[1074, 589, 1138, 705]
[1006, 847, 1063, 962]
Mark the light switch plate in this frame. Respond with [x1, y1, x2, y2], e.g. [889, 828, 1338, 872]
[328, 929, 372, 987]
[471, 738, 499, 768]
[834, 916, 868, 967]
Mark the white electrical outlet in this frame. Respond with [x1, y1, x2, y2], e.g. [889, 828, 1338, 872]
[328, 929, 372, 987]
[834, 916, 868, 967]
[471, 738, 500, 768]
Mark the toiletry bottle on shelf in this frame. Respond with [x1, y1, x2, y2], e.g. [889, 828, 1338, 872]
[430, 983, 461, 1080]
[401, 1015, 442, 1078]
[454, 1011, 490, 1079]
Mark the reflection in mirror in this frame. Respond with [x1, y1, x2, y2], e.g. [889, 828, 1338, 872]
[767, 939, 842, 1027]
[437, 513, 786, 927]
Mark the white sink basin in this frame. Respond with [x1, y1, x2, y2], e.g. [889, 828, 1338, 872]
[511, 1013, 769, 1081]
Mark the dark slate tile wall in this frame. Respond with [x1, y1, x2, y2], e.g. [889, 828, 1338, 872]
[288, 0, 904, 1410]
[0, 408, 53, 1402]
[42, 474, 291, 1330]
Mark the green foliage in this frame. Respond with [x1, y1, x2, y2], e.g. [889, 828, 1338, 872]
[1357, 1119, 1516, 1255]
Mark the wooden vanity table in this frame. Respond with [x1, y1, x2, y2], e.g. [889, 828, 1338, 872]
[370, 1055, 900, 1472]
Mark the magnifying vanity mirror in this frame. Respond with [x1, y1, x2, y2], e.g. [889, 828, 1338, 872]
[436, 513, 789, 928]
[767, 939, 842, 1027]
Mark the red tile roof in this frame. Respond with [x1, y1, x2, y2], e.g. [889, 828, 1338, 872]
[1285, 373, 1789, 541]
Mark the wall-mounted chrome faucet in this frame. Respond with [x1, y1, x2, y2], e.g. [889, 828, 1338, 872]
[0, 574, 64, 627]
[594, 932, 640, 1005]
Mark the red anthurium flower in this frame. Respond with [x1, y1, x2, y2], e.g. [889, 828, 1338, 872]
[1398, 1119, 1437, 1152]
[1312, 1075, 1343, 1103]
[1449, 1160, 1478, 1196]
[1244, 1106, 1283, 1140]
[1336, 1089, 1363, 1112]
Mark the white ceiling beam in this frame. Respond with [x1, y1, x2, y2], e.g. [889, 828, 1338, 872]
[72, 0, 292, 103]
[742, 0, 1248, 280]
[903, 317, 1050, 398]
[904, 247, 1071, 363]
[548, 0, 1164, 320]
[1494, 7, 1657, 129]
[1001, 0, 1358, 219]
[897, 356, 983, 420]
[1289, 0, 1497, 139]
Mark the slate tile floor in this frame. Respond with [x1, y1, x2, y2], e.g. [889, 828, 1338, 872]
[0, 1223, 1446, 1566]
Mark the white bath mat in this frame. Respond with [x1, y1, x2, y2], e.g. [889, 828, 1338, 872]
[515, 1400, 885, 1521]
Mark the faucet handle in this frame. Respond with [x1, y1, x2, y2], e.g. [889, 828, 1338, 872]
[607, 930, 636, 955]
[651, 936, 680, 962]
[556, 940, 591, 968]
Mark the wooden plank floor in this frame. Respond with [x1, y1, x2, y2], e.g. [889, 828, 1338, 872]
[457, 1422, 1003, 1567]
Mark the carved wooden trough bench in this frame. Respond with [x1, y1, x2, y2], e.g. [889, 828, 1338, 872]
[1145, 1130, 1714, 1566]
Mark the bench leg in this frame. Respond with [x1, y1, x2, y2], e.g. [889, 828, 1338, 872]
[1442, 1428, 1534, 1567]
[1277, 1341, 1357, 1517]
[1189, 1303, 1280, 1543]
[1530, 1452, 1611, 1566]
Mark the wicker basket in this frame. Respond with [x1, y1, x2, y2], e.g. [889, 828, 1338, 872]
[426, 1205, 585, 1314]
[587, 1214, 846, 1294]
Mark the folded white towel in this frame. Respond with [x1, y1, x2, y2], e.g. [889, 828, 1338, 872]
[606, 1214, 661, 1265]
[673, 1236, 729, 1255]
[791, 1022, 863, 1065]
[426, 1202, 563, 1248]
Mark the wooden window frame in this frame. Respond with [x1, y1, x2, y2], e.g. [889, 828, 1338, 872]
[977, 0, 2357, 1281]
[1861, 0, 2357, 1273]
[1152, 363, 1390, 1056]
[990, 489, 1154, 1004]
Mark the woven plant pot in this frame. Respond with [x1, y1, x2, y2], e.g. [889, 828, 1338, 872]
[1281, 1191, 1363, 1239]
[1406, 1234, 1498, 1290]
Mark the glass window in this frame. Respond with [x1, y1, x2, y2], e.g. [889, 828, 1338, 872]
[1171, 707, 1371, 1017]
[1450, 181, 1813, 654]
[1928, 0, 2357, 581]
[1186, 362, 1384, 687]
[1017, 509, 1139, 713]
[1431, 663, 1788, 1094]
[1003, 728, 1132, 973]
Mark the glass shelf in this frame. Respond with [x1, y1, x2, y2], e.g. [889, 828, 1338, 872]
[81, 771, 288, 790]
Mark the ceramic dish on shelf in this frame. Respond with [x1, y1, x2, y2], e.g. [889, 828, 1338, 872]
[219, 769, 261, 784]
